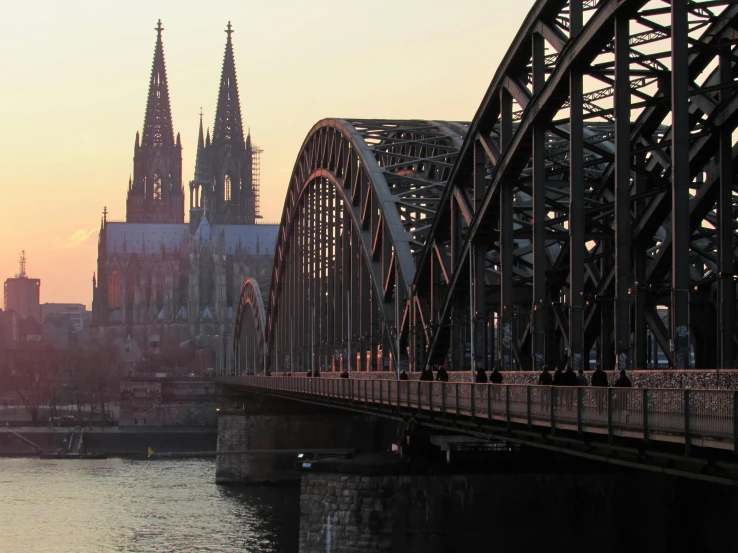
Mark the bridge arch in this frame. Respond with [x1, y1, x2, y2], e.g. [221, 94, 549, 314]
[234, 278, 267, 374]
[266, 119, 464, 374]
[414, 0, 738, 373]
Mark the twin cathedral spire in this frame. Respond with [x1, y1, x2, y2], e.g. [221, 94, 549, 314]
[126, 20, 257, 226]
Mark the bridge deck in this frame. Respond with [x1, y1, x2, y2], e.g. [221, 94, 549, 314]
[220, 376, 737, 455]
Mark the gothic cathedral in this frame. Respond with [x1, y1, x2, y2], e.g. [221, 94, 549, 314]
[91, 21, 277, 374]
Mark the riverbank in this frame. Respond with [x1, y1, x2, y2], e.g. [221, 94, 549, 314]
[0, 427, 216, 457]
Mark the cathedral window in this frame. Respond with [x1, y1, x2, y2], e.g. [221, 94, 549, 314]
[225, 174, 232, 202]
[156, 273, 164, 308]
[126, 271, 137, 309]
[108, 270, 122, 308]
[153, 173, 162, 201]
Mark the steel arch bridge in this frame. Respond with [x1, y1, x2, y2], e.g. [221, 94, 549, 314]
[263, 119, 465, 374]
[412, 0, 738, 374]
[234, 278, 268, 374]
[237, 0, 738, 375]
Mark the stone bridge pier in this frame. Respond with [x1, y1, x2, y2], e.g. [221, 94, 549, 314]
[298, 455, 738, 553]
[215, 391, 395, 484]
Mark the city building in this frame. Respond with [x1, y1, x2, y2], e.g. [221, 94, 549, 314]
[3, 252, 41, 323]
[0, 309, 21, 345]
[91, 21, 277, 372]
[41, 303, 89, 333]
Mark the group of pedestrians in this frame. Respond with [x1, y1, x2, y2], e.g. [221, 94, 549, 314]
[472, 362, 503, 384]
[400, 365, 450, 382]
[537, 363, 632, 387]
[536, 363, 632, 412]
[304, 363, 633, 390]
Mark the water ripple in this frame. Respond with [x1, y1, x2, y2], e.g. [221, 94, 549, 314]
[0, 458, 300, 553]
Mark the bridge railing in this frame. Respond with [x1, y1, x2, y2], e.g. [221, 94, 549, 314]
[227, 376, 737, 453]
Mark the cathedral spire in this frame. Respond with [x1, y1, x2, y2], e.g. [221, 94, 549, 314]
[198, 109, 204, 149]
[126, 19, 184, 224]
[212, 21, 245, 149]
[194, 108, 207, 180]
[141, 19, 174, 149]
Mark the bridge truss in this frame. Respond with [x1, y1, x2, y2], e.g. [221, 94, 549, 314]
[415, 0, 738, 373]
[237, 0, 738, 374]
[264, 119, 464, 373]
[234, 278, 268, 373]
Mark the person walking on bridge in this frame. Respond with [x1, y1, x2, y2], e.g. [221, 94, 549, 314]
[537, 365, 552, 412]
[614, 369, 632, 422]
[490, 367, 503, 402]
[399, 369, 409, 381]
[576, 369, 588, 387]
[552, 365, 565, 386]
[552, 365, 565, 410]
[575, 368, 588, 411]
[436, 365, 449, 382]
[563, 364, 577, 411]
[420, 367, 434, 382]
[490, 367, 503, 385]
[474, 361, 488, 384]
[591, 363, 608, 414]
[615, 369, 631, 388]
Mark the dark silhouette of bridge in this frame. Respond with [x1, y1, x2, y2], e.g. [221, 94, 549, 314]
[226, 1, 738, 480]
[222, 374, 738, 484]
[235, 0, 738, 377]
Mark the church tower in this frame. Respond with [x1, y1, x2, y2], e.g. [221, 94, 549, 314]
[189, 110, 208, 231]
[192, 22, 255, 225]
[127, 20, 185, 223]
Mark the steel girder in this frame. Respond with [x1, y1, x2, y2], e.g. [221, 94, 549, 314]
[234, 278, 267, 374]
[263, 119, 464, 373]
[414, 0, 738, 373]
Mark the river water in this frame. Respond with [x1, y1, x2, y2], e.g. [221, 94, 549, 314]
[0, 458, 300, 553]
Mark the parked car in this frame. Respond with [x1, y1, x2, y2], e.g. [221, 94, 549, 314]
[49, 416, 76, 427]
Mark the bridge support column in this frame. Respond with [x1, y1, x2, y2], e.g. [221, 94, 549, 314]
[472, 140, 487, 372]
[614, 14, 632, 373]
[671, 0, 692, 369]
[633, 154, 648, 371]
[532, 30, 547, 372]
[327, 185, 336, 372]
[299, 455, 738, 553]
[568, 0, 585, 373]
[600, 244, 614, 371]
[450, 202, 462, 372]
[499, 87, 514, 371]
[719, 47, 735, 371]
[473, 243, 486, 371]
[216, 393, 387, 484]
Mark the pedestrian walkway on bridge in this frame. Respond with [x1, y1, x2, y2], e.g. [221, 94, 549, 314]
[221, 374, 738, 485]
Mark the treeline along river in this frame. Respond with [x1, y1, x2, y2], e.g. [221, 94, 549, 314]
[0, 458, 299, 553]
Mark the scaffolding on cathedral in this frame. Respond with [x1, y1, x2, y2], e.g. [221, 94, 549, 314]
[252, 143, 262, 219]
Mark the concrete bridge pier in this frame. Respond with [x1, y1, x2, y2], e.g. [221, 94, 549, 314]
[298, 452, 738, 553]
[215, 391, 394, 484]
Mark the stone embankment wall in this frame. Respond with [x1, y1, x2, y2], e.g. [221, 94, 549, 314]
[299, 471, 738, 553]
[215, 392, 393, 484]
[216, 413, 378, 484]
[120, 378, 221, 427]
[0, 429, 216, 456]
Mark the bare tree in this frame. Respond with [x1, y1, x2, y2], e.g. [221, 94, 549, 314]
[1, 345, 60, 424]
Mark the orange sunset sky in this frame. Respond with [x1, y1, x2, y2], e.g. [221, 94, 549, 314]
[0, 0, 534, 307]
